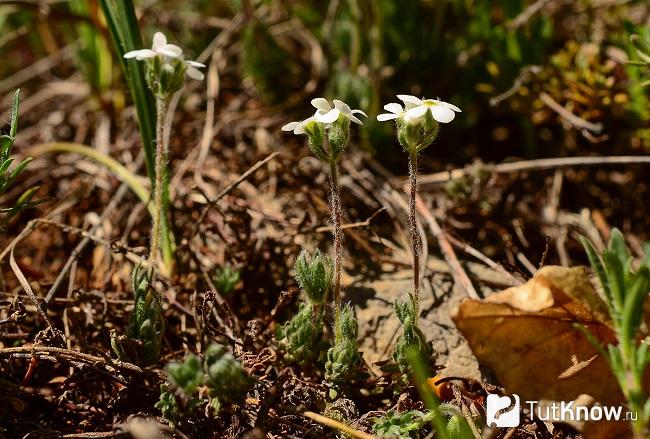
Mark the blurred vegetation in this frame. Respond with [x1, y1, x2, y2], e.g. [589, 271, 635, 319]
[0, 0, 648, 164]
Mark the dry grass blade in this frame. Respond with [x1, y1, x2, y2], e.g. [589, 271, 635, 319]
[302, 411, 376, 439]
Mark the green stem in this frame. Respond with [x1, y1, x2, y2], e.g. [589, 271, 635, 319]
[328, 159, 343, 318]
[408, 153, 421, 318]
[149, 98, 167, 271]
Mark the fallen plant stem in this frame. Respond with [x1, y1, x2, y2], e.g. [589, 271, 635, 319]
[30, 142, 151, 212]
[44, 165, 141, 303]
[315, 207, 386, 233]
[0, 346, 159, 377]
[188, 151, 280, 242]
[29, 142, 175, 271]
[416, 155, 650, 186]
[539, 91, 603, 134]
[415, 195, 480, 299]
[303, 411, 375, 439]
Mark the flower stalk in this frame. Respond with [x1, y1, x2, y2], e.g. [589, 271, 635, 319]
[282, 98, 366, 315]
[377, 94, 461, 375]
[328, 159, 343, 315]
[124, 31, 205, 274]
[408, 153, 421, 314]
[150, 96, 169, 270]
[281, 98, 366, 384]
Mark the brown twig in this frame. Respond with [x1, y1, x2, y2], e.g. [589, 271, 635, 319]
[315, 207, 386, 233]
[0, 346, 160, 377]
[45, 154, 144, 304]
[416, 155, 650, 187]
[415, 196, 480, 299]
[539, 91, 603, 134]
[187, 151, 280, 242]
[445, 234, 520, 286]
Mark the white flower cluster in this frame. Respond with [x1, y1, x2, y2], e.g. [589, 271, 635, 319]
[377, 94, 461, 124]
[281, 98, 367, 135]
[124, 32, 205, 81]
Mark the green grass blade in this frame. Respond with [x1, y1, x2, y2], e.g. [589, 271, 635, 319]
[98, 0, 175, 272]
[406, 347, 450, 439]
[98, 0, 156, 181]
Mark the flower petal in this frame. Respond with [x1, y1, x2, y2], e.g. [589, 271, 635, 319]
[383, 103, 403, 114]
[311, 98, 331, 111]
[158, 44, 183, 58]
[351, 109, 368, 118]
[315, 108, 340, 123]
[186, 60, 205, 68]
[282, 122, 299, 132]
[333, 99, 352, 115]
[435, 100, 461, 112]
[124, 49, 143, 59]
[152, 32, 167, 50]
[125, 49, 155, 60]
[405, 105, 428, 119]
[186, 66, 205, 80]
[377, 113, 399, 121]
[349, 114, 364, 125]
[429, 105, 455, 123]
[397, 94, 423, 106]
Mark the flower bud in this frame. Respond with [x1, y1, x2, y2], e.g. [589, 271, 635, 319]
[204, 344, 251, 406]
[325, 304, 361, 384]
[294, 249, 334, 304]
[112, 264, 164, 366]
[167, 354, 203, 394]
[277, 302, 326, 364]
[393, 293, 432, 375]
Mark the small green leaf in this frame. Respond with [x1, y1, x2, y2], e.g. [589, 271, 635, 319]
[9, 89, 19, 139]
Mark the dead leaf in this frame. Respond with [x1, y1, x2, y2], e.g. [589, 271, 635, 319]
[453, 265, 620, 405]
[453, 265, 638, 437]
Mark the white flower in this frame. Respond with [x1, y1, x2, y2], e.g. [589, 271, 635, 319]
[281, 116, 316, 135]
[124, 32, 205, 81]
[396, 95, 461, 123]
[311, 98, 367, 125]
[124, 32, 183, 60]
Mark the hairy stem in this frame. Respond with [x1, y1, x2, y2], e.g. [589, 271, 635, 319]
[408, 153, 420, 317]
[150, 97, 168, 271]
[328, 160, 343, 317]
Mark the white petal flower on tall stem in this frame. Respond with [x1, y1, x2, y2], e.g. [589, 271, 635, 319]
[124, 31, 205, 81]
[311, 98, 367, 125]
[124, 32, 183, 60]
[396, 94, 461, 123]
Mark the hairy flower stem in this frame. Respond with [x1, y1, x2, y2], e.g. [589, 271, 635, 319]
[408, 153, 421, 317]
[328, 159, 343, 318]
[149, 96, 169, 272]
